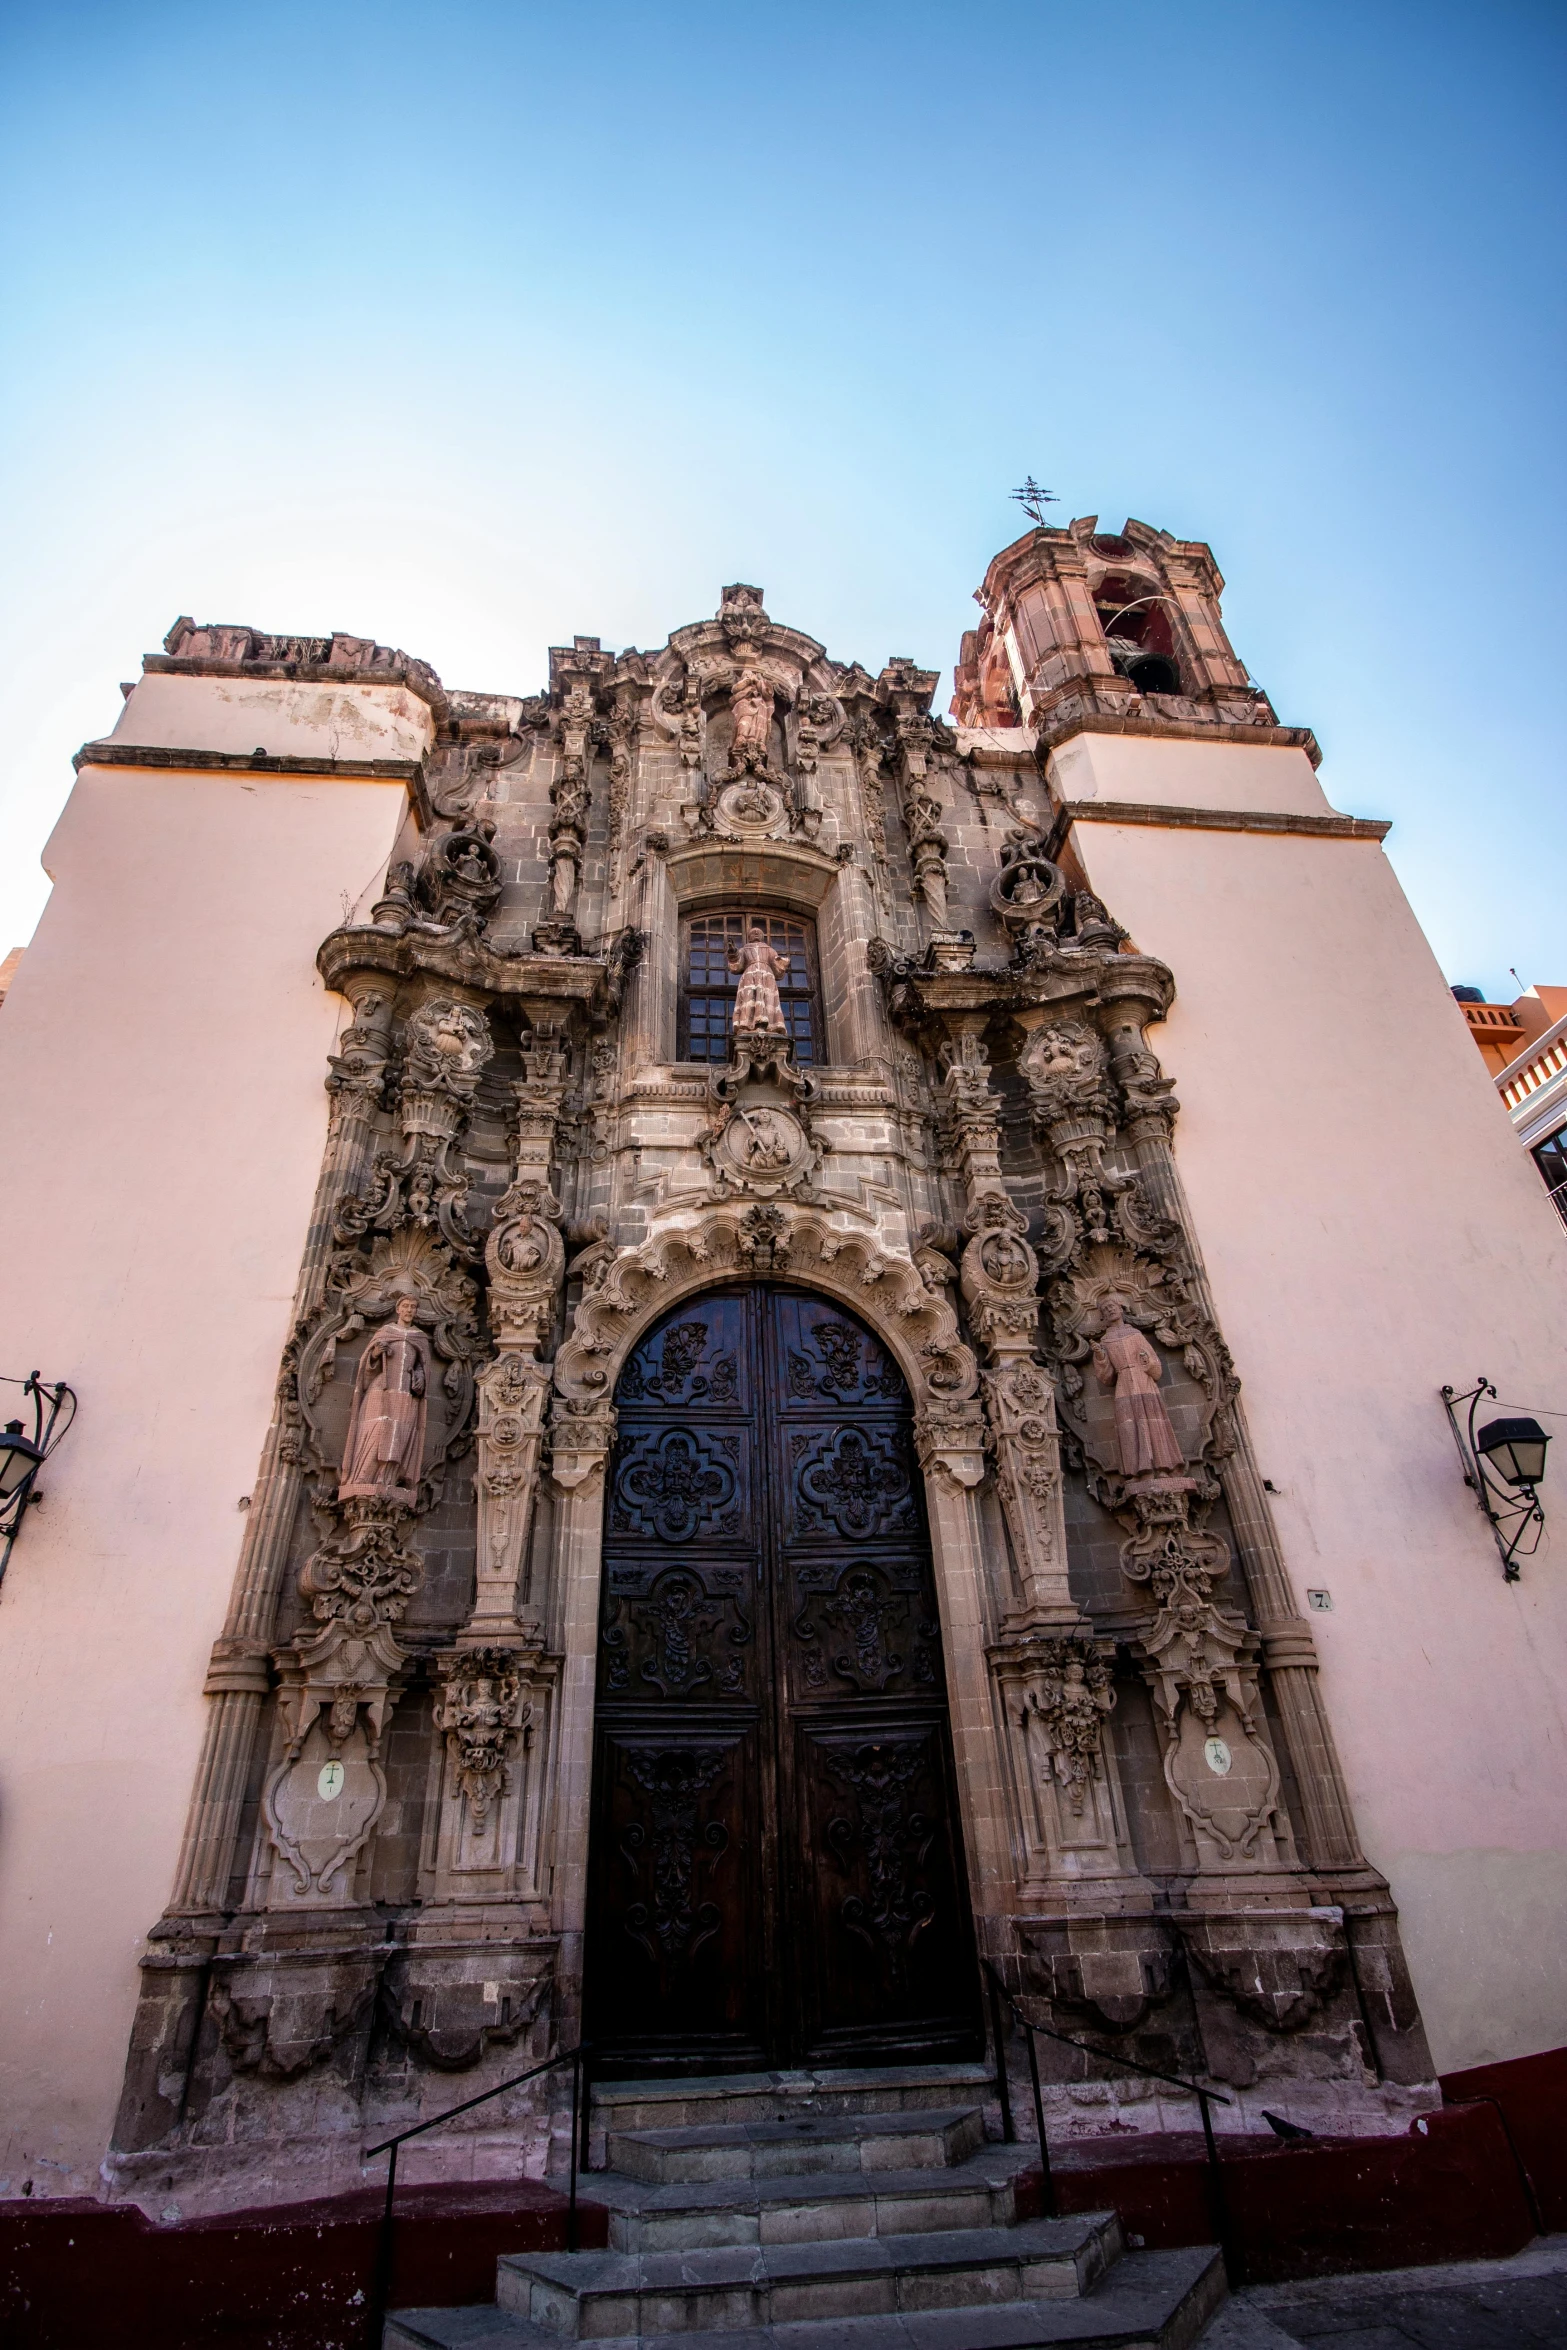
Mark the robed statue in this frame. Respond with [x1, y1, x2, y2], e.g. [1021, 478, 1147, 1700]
[727, 651, 775, 770]
[1091, 1299, 1185, 1478]
[339, 1295, 432, 1505]
[727, 924, 791, 1035]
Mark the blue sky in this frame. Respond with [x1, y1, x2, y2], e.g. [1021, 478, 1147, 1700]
[1, 0, 1561, 995]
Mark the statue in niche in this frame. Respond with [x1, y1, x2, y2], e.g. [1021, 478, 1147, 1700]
[727, 924, 791, 1035]
[1091, 1298, 1185, 1478]
[338, 1295, 432, 1505]
[727, 648, 775, 770]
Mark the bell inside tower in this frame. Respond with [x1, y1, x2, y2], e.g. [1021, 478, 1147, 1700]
[1094, 570, 1182, 696]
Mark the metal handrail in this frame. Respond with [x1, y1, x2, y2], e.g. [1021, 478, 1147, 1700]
[982, 1958, 1235, 2272]
[363, 2039, 591, 2348]
[1441, 2094, 1546, 2236]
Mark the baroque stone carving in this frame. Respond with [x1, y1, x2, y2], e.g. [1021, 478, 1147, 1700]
[1017, 1641, 1116, 1816]
[338, 1296, 431, 1504]
[434, 1646, 529, 1831]
[417, 820, 503, 932]
[335, 999, 494, 1259]
[1091, 1299, 1185, 1478]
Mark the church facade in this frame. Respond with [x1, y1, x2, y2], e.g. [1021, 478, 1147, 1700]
[1, 520, 1563, 2213]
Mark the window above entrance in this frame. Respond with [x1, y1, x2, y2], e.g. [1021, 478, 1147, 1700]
[680, 910, 820, 1065]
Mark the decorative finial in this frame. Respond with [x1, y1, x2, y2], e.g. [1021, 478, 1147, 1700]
[1010, 477, 1059, 528]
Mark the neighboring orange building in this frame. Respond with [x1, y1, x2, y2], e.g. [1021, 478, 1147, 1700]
[1452, 983, 1567, 1222]
[1451, 982, 1567, 1076]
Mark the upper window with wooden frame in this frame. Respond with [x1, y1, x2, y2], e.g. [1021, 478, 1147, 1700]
[679, 910, 821, 1065]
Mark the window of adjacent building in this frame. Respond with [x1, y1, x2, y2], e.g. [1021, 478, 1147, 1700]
[679, 910, 821, 1065]
[1533, 1128, 1567, 1219]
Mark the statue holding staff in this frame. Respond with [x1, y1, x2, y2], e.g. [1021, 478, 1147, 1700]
[339, 1295, 431, 1505]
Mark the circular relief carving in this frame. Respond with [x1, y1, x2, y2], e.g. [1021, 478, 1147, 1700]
[989, 851, 1065, 933]
[979, 1232, 1034, 1289]
[715, 780, 784, 834]
[711, 1103, 812, 1191]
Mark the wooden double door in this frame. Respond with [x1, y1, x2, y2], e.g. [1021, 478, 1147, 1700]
[583, 1286, 980, 2075]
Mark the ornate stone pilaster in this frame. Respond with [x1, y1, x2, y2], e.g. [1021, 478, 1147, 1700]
[169, 978, 396, 1924]
[418, 1005, 573, 1925]
[877, 658, 955, 941]
[537, 646, 607, 952]
[542, 1399, 618, 2040]
[937, 1011, 1078, 1633]
[927, 1003, 1133, 1917]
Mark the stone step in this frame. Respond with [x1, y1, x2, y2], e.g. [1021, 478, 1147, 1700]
[495, 2213, 1125, 2337]
[608, 2108, 986, 2187]
[388, 2242, 1225, 2349]
[595, 2146, 1036, 2251]
[587, 2064, 994, 2140]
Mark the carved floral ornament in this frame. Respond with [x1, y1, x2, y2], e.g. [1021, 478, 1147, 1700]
[548, 1200, 984, 1490]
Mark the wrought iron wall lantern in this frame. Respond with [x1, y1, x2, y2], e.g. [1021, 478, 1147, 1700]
[1441, 1376, 1550, 1582]
[0, 1372, 77, 1587]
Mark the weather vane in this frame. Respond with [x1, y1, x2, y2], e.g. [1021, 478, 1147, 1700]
[1010, 476, 1059, 528]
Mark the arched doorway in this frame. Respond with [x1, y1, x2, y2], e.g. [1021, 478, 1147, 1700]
[583, 1285, 981, 2075]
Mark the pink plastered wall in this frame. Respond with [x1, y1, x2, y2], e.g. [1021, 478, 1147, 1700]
[0, 760, 411, 2194]
[1061, 733, 1567, 2074]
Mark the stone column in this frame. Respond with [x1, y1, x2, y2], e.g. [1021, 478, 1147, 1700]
[914, 1413, 1023, 1947]
[540, 1403, 617, 2041]
[934, 1010, 1140, 1907]
[390, 1009, 577, 2061]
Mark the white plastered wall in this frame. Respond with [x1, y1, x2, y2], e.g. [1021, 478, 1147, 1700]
[0, 753, 412, 2195]
[111, 672, 431, 763]
[1057, 733, 1567, 2075]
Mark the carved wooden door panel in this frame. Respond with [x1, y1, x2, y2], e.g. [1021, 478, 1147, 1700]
[584, 1287, 979, 2074]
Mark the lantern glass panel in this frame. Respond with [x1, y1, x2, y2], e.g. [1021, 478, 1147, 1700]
[1476, 1416, 1550, 1489]
[0, 1423, 42, 1500]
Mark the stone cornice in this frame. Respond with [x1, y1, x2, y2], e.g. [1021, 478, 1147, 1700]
[1046, 799, 1389, 855]
[317, 923, 606, 1005]
[662, 835, 847, 907]
[891, 949, 1175, 1028]
[141, 648, 448, 718]
[1042, 712, 1323, 766]
[77, 739, 435, 824]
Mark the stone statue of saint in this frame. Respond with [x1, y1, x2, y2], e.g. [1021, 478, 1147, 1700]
[727, 653, 774, 769]
[727, 924, 790, 1034]
[1090, 1299, 1185, 1478]
[739, 1108, 792, 1167]
[339, 1295, 432, 1505]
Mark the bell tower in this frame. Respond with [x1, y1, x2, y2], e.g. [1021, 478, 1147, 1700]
[952, 513, 1315, 763]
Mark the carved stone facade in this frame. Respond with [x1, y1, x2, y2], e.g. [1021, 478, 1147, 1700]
[103, 551, 1437, 2210]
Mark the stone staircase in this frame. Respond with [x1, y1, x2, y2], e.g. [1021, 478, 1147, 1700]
[386, 2063, 1227, 2349]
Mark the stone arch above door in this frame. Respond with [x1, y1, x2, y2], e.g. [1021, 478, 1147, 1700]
[549, 1199, 984, 1493]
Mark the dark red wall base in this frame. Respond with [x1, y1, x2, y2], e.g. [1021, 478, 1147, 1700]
[8, 2050, 1562, 2342]
[1440, 2042, 1567, 2231]
[0, 2178, 608, 2350]
[1016, 2099, 1541, 2285]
